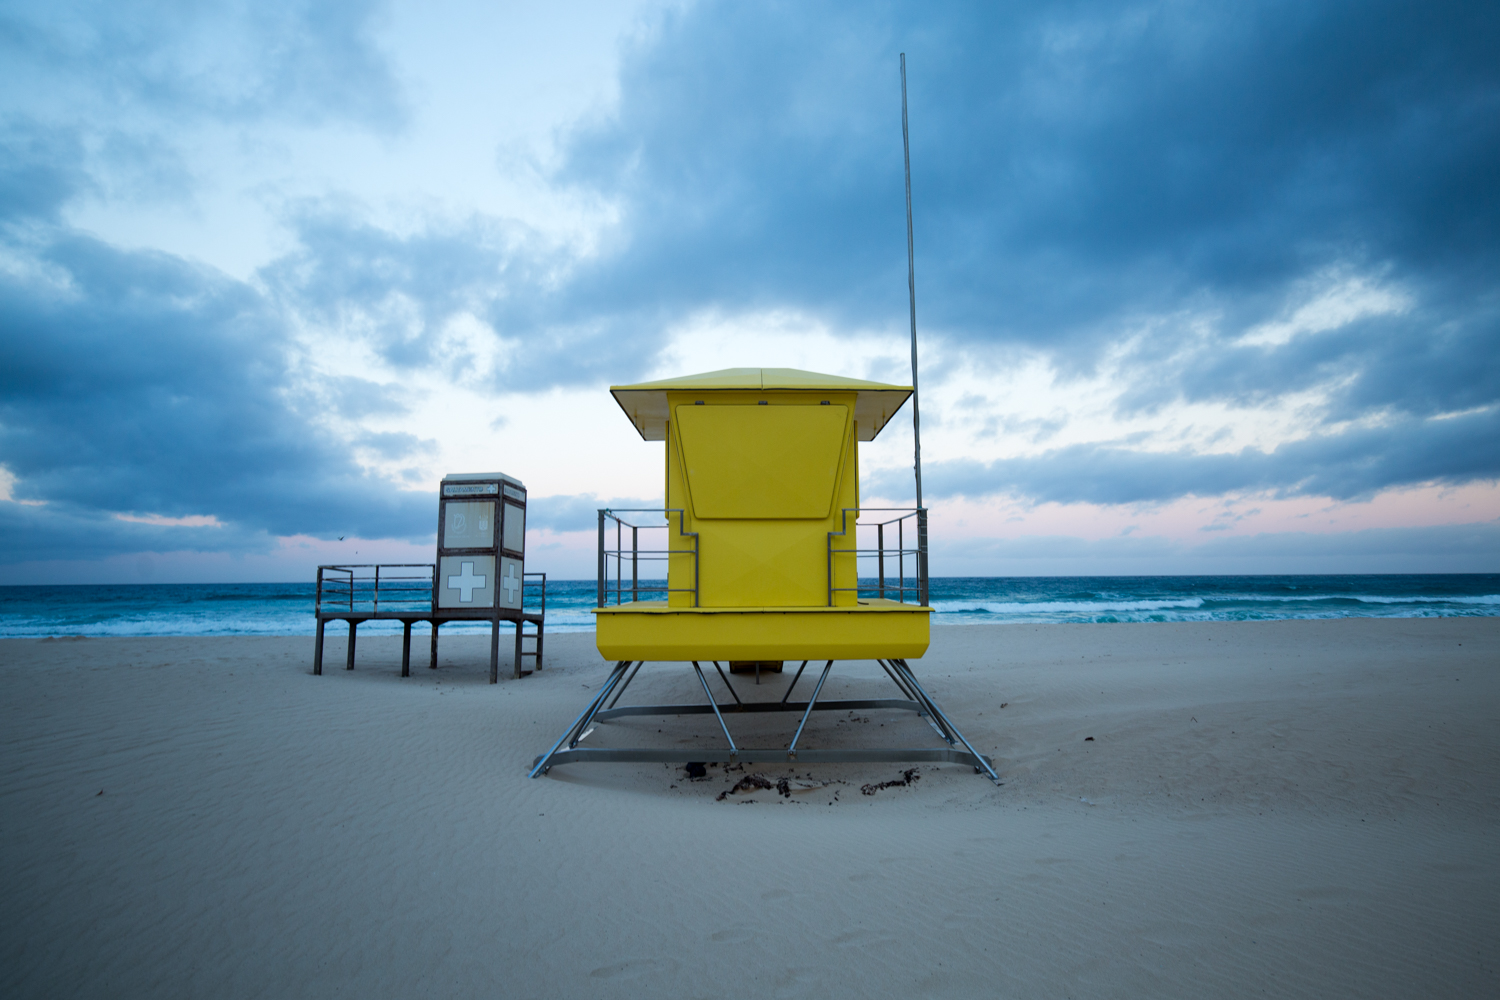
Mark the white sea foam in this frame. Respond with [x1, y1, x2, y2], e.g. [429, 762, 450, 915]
[1312, 594, 1500, 605]
[3, 580, 1495, 637]
[930, 594, 1500, 616]
[930, 598, 1206, 615]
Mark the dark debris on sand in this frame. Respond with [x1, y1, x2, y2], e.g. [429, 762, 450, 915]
[711, 771, 852, 802]
[860, 768, 922, 795]
[716, 773, 774, 801]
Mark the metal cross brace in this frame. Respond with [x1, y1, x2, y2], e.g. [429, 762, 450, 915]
[529, 658, 1000, 783]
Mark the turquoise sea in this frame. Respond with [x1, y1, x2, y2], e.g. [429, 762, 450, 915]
[2, 575, 1497, 637]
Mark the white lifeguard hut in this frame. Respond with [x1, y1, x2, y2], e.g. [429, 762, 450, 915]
[530, 368, 998, 782]
[313, 472, 545, 682]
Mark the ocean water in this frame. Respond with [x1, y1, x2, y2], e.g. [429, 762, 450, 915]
[1, 575, 1497, 638]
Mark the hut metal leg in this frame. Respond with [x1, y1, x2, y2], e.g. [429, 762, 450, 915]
[345, 621, 356, 671]
[535, 621, 544, 669]
[313, 618, 325, 675]
[401, 621, 412, 677]
[490, 614, 501, 684]
[429, 622, 438, 669]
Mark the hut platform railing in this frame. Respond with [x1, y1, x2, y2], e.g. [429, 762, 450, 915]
[313, 563, 546, 682]
[827, 507, 929, 607]
[597, 509, 699, 607]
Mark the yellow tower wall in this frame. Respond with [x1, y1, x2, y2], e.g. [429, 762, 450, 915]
[664, 390, 860, 608]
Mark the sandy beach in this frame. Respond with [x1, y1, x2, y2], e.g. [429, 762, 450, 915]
[2, 617, 1497, 998]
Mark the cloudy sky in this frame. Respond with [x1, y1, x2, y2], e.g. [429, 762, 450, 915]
[2, 0, 1497, 583]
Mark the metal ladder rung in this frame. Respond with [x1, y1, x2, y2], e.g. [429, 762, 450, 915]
[518, 622, 543, 662]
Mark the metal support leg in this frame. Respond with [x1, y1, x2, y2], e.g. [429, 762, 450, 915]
[566, 665, 631, 749]
[535, 621, 545, 669]
[891, 659, 1001, 784]
[569, 666, 630, 749]
[313, 618, 325, 675]
[711, 662, 743, 706]
[878, 659, 952, 742]
[345, 621, 356, 671]
[529, 659, 999, 782]
[877, 657, 933, 722]
[787, 661, 833, 759]
[886, 658, 957, 744]
[780, 660, 809, 703]
[430, 622, 439, 669]
[875, 658, 916, 701]
[530, 661, 634, 778]
[401, 621, 412, 677]
[693, 662, 738, 755]
[605, 660, 644, 710]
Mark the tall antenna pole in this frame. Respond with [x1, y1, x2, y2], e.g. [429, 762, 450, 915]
[901, 53, 923, 510]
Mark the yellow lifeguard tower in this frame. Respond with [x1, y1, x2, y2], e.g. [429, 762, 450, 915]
[531, 368, 998, 782]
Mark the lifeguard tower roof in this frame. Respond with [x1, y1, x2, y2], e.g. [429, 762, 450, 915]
[610, 368, 912, 442]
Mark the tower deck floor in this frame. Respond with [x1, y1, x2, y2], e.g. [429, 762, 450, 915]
[593, 599, 930, 661]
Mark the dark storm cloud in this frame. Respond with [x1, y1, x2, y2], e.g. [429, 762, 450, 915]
[0, 2, 423, 566]
[521, 0, 1498, 500]
[321, 375, 411, 420]
[927, 520, 1500, 570]
[0, 0, 405, 130]
[252, 0, 1500, 469]
[881, 406, 1500, 506]
[550, 1, 1497, 341]
[1194, 520, 1500, 561]
[1113, 282, 1500, 427]
[0, 119, 88, 222]
[0, 499, 266, 566]
[4, 0, 1499, 576]
[265, 206, 685, 389]
[355, 431, 435, 461]
[522, 494, 662, 535]
[262, 207, 528, 371]
[0, 222, 433, 562]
